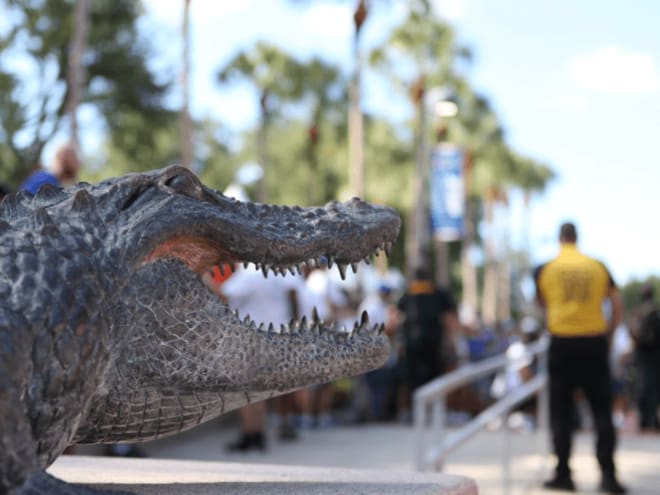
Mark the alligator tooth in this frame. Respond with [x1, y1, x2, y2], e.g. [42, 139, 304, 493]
[308, 258, 317, 268]
[363, 256, 371, 265]
[311, 307, 320, 323]
[258, 323, 265, 332]
[360, 310, 369, 328]
[327, 257, 334, 269]
[243, 315, 251, 324]
[350, 262, 359, 274]
[378, 323, 385, 334]
[268, 323, 275, 333]
[287, 265, 296, 276]
[280, 324, 287, 334]
[300, 316, 308, 331]
[338, 263, 347, 280]
[384, 242, 393, 257]
[243, 261, 249, 269]
[261, 264, 269, 278]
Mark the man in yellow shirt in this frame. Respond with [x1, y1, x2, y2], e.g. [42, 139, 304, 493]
[535, 222, 626, 494]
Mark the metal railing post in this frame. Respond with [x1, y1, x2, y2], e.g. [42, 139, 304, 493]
[431, 398, 446, 455]
[502, 416, 511, 495]
[414, 393, 426, 471]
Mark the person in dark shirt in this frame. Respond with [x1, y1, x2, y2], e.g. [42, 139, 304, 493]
[397, 267, 459, 402]
[628, 284, 660, 431]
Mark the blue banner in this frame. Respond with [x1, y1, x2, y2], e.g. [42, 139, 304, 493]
[430, 144, 465, 241]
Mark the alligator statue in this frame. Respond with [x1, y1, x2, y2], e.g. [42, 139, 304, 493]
[0, 165, 400, 494]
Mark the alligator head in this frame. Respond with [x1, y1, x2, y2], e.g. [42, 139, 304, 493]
[37, 165, 400, 444]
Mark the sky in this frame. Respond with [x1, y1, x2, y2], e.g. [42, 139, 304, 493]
[135, 0, 660, 284]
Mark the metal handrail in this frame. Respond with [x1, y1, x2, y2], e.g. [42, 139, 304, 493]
[413, 334, 550, 486]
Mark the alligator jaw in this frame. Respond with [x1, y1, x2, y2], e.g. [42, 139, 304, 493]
[132, 167, 401, 280]
[114, 257, 392, 396]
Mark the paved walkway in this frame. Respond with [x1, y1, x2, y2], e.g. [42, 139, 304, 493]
[75, 413, 660, 494]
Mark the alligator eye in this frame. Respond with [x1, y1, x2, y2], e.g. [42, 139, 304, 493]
[165, 173, 198, 194]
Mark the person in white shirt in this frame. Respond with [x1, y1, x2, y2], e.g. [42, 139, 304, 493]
[221, 264, 299, 451]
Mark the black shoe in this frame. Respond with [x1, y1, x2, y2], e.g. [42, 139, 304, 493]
[105, 444, 146, 458]
[599, 477, 627, 494]
[278, 424, 298, 442]
[543, 475, 576, 491]
[225, 432, 266, 452]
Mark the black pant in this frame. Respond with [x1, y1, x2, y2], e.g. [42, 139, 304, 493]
[548, 335, 617, 478]
[636, 348, 660, 429]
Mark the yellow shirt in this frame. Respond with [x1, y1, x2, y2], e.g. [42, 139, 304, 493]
[535, 244, 615, 337]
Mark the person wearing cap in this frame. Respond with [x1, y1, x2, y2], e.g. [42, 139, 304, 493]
[396, 266, 460, 411]
[20, 143, 80, 194]
[534, 222, 626, 494]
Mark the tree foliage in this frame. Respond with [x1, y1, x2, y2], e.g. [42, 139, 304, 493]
[0, 1, 565, 292]
[0, 0, 173, 186]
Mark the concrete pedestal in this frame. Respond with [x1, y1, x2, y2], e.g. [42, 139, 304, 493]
[50, 456, 478, 495]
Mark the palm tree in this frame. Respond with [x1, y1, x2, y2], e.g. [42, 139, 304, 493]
[217, 42, 305, 202]
[369, 2, 470, 277]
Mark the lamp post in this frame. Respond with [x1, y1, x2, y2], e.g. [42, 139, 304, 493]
[406, 85, 459, 283]
[429, 91, 459, 287]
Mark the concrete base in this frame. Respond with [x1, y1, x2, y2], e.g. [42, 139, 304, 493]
[50, 456, 477, 495]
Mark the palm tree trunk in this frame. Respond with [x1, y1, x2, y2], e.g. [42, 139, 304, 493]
[460, 155, 478, 325]
[495, 202, 512, 323]
[497, 247, 511, 323]
[257, 92, 269, 203]
[405, 80, 430, 278]
[180, 0, 193, 169]
[349, 0, 367, 199]
[481, 193, 497, 327]
[66, 0, 90, 148]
